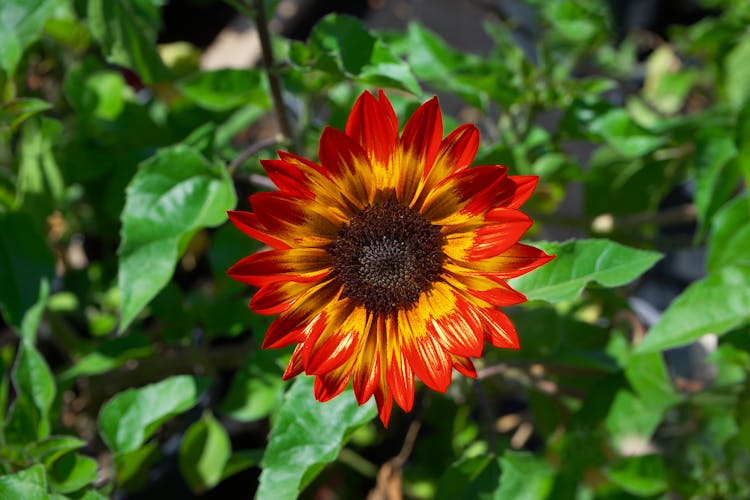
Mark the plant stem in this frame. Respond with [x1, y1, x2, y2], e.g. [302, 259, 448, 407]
[252, 0, 294, 148]
[227, 135, 282, 175]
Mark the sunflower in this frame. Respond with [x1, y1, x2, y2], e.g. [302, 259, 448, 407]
[228, 90, 553, 426]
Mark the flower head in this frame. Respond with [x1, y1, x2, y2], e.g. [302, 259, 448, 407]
[228, 90, 553, 426]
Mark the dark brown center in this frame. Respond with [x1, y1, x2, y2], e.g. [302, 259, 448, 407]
[327, 197, 445, 314]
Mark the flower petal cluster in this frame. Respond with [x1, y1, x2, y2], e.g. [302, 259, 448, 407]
[228, 90, 553, 425]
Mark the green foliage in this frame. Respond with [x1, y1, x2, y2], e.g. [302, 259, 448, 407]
[257, 377, 376, 500]
[511, 239, 662, 302]
[1, 0, 749, 497]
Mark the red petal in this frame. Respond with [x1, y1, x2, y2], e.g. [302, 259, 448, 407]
[304, 302, 362, 375]
[374, 385, 394, 427]
[282, 343, 305, 380]
[227, 210, 289, 249]
[452, 243, 554, 278]
[451, 355, 477, 378]
[429, 294, 484, 358]
[405, 335, 452, 393]
[476, 307, 520, 349]
[386, 351, 415, 413]
[345, 90, 398, 166]
[314, 364, 352, 402]
[261, 159, 314, 198]
[421, 166, 507, 224]
[318, 127, 373, 207]
[251, 279, 315, 315]
[227, 248, 330, 287]
[250, 191, 341, 244]
[400, 96, 443, 176]
[261, 279, 340, 348]
[492, 175, 538, 209]
[424, 124, 479, 184]
[351, 323, 381, 405]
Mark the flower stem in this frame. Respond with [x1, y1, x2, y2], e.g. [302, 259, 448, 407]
[252, 0, 294, 148]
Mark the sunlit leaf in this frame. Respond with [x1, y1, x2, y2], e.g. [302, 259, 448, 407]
[118, 145, 236, 332]
[707, 195, 750, 272]
[606, 455, 668, 496]
[0, 0, 61, 76]
[511, 239, 662, 302]
[0, 464, 48, 500]
[98, 375, 208, 454]
[87, 0, 170, 83]
[257, 377, 376, 500]
[495, 452, 555, 500]
[637, 265, 750, 353]
[179, 412, 232, 494]
[178, 69, 270, 111]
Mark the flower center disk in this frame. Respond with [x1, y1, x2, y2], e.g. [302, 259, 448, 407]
[328, 197, 445, 314]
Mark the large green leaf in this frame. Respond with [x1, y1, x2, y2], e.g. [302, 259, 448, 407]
[300, 14, 420, 95]
[605, 454, 668, 496]
[178, 69, 270, 112]
[98, 375, 208, 454]
[511, 239, 662, 302]
[117, 145, 236, 332]
[589, 109, 665, 157]
[0, 98, 51, 132]
[693, 130, 739, 236]
[219, 348, 285, 422]
[0, 0, 61, 76]
[725, 34, 750, 110]
[87, 0, 170, 83]
[435, 455, 501, 500]
[0, 464, 48, 500]
[178, 411, 232, 494]
[637, 265, 750, 353]
[48, 453, 99, 493]
[16, 117, 65, 221]
[12, 341, 56, 430]
[495, 452, 555, 500]
[257, 377, 376, 500]
[0, 212, 55, 329]
[707, 195, 750, 272]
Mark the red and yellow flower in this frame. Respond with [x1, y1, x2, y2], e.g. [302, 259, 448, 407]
[228, 90, 553, 425]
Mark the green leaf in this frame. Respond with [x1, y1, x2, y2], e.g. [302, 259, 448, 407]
[117, 145, 236, 332]
[98, 375, 208, 454]
[0, 464, 48, 500]
[435, 455, 501, 500]
[20, 279, 49, 342]
[0, 212, 55, 329]
[589, 109, 666, 157]
[178, 411, 232, 494]
[25, 435, 87, 466]
[604, 389, 664, 451]
[510, 239, 662, 302]
[707, 195, 750, 272]
[257, 377, 376, 500]
[693, 131, 739, 236]
[0, 98, 51, 132]
[624, 353, 681, 410]
[178, 69, 270, 111]
[495, 452, 555, 500]
[221, 449, 263, 482]
[725, 34, 750, 109]
[16, 117, 65, 221]
[306, 15, 420, 95]
[87, 0, 171, 84]
[48, 453, 99, 493]
[0, 0, 61, 76]
[605, 454, 668, 496]
[637, 265, 750, 353]
[112, 442, 161, 490]
[219, 348, 285, 422]
[13, 341, 56, 427]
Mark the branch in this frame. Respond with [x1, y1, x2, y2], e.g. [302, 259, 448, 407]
[252, 0, 294, 148]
